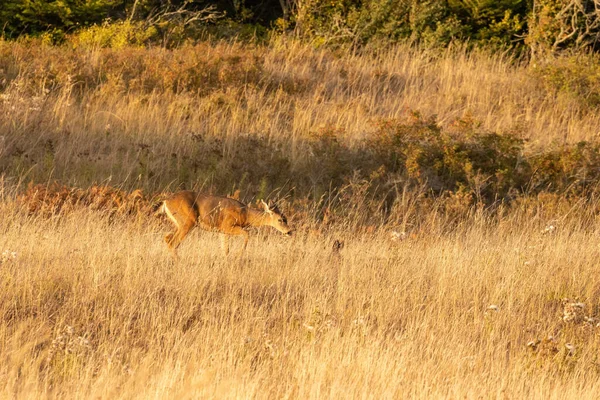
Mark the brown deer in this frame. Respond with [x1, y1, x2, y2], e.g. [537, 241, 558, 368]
[159, 191, 293, 257]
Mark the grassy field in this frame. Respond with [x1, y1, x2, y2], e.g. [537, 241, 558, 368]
[2, 37, 600, 398]
[2, 196, 600, 398]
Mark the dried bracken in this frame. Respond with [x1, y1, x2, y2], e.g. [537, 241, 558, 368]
[18, 182, 165, 218]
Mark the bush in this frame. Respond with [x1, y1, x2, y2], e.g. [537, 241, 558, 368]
[531, 53, 600, 109]
[366, 113, 526, 202]
[526, 0, 600, 57]
[70, 20, 158, 49]
[0, 0, 115, 38]
[293, 0, 529, 49]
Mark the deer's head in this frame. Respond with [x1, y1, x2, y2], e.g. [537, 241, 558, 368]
[260, 200, 293, 236]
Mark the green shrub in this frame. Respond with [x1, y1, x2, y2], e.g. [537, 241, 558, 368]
[293, 0, 529, 49]
[366, 113, 526, 202]
[531, 53, 600, 109]
[0, 0, 114, 38]
[529, 141, 600, 194]
[71, 20, 158, 49]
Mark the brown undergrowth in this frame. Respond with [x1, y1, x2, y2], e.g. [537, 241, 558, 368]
[17, 182, 162, 218]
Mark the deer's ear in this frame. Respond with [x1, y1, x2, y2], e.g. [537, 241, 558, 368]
[260, 199, 271, 212]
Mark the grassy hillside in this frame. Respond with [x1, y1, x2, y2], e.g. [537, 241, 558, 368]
[2, 37, 600, 398]
[2, 38, 600, 191]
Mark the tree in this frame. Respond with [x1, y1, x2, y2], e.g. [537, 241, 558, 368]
[527, 0, 600, 56]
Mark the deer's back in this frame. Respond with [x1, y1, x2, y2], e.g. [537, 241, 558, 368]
[194, 193, 248, 228]
[165, 191, 249, 230]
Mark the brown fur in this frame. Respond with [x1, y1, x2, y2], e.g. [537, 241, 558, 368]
[161, 191, 292, 257]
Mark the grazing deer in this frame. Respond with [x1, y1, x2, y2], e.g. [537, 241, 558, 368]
[159, 191, 293, 257]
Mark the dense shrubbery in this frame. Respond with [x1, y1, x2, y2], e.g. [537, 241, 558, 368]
[531, 52, 600, 109]
[0, 0, 273, 44]
[293, 0, 529, 49]
[7, 102, 600, 216]
[306, 112, 600, 205]
[1, 0, 599, 54]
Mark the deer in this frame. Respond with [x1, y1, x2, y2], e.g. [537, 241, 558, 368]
[159, 191, 293, 258]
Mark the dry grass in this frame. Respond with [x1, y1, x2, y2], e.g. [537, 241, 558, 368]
[2, 194, 600, 399]
[2, 38, 600, 193]
[3, 37, 600, 398]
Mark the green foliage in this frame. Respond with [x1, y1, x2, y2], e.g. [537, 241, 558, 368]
[0, 0, 118, 38]
[526, 0, 600, 56]
[367, 113, 527, 202]
[294, 0, 529, 49]
[71, 20, 158, 49]
[475, 9, 527, 49]
[531, 53, 600, 109]
[2, 0, 599, 55]
[529, 141, 600, 195]
[288, 111, 600, 209]
[294, 0, 450, 47]
[0, 0, 279, 42]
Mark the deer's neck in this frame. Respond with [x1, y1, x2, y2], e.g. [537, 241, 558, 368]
[247, 208, 270, 227]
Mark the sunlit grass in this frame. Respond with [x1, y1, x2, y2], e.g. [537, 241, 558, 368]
[2, 36, 600, 398]
[1, 196, 600, 398]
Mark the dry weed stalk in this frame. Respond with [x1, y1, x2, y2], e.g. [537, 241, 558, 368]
[46, 325, 92, 366]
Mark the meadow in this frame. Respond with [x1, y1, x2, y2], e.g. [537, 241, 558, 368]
[2, 36, 600, 398]
[3, 193, 600, 398]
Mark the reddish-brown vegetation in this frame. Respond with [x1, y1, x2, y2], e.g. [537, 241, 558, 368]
[17, 182, 163, 218]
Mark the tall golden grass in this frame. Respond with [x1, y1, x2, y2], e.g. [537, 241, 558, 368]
[2, 192, 600, 398]
[2, 37, 600, 398]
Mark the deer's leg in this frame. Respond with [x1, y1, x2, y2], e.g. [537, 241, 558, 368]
[164, 232, 179, 261]
[163, 199, 198, 258]
[220, 234, 230, 255]
[241, 230, 249, 251]
[169, 222, 195, 251]
[220, 225, 249, 255]
[165, 232, 175, 246]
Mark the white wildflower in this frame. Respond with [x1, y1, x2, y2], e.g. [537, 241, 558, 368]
[1, 250, 17, 264]
[390, 231, 407, 241]
[565, 343, 575, 356]
[562, 300, 585, 324]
